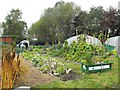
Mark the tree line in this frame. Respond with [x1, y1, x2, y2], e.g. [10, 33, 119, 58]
[1, 1, 120, 44]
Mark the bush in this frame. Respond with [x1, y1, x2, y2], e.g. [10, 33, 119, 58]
[48, 36, 112, 65]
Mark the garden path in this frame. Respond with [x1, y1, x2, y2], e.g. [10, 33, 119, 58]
[14, 56, 56, 88]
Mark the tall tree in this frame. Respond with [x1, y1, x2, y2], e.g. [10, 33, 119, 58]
[0, 23, 3, 35]
[101, 7, 119, 37]
[29, 1, 80, 44]
[73, 6, 105, 37]
[116, 10, 120, 36]
[2, 9, 28, 43]
[72, 11, 88, 35]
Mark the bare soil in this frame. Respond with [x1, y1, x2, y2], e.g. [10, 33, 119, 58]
[14, 57, 56, 88]
[12, 56, 56, 88]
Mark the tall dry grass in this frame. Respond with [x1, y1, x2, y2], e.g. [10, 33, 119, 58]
[1, 48, 28, 89]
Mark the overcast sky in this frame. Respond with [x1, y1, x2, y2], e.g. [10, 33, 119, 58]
[0, 0, 119, 28]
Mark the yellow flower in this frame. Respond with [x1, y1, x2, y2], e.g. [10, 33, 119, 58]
[112, 50, 117, 55]
[82, 60, 87, 63]
[46, 48, 50, 51]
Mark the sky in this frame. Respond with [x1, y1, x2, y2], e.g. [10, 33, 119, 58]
[0, 0, 119, 28]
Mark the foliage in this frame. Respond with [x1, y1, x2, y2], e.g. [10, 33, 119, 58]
[29, 5, 119, 45]
[72, 6, 120, 44]
[34, 57, 118, 88]
[29, 1, 80, 44]
[102, 7, 118, 37]
[49, 35, 110, 65]
[20, 45, 118, 88]
[2, 9, 28, 43]
[48, 43, 65, 57]
[0, 23, 2, 35]
[2, 5, 119, 45]
[33, 57, 119, 90]
[21, 46, 81, 76]
[111, 49, 120, 60]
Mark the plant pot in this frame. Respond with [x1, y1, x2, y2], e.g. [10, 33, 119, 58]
[81, 62, 112, 73]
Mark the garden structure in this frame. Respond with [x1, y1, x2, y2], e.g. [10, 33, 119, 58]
[105, 36, 120, 54]
[0, 36, 12, 44]
[66, 34, 102, 46]
[81, 61, 112, 73]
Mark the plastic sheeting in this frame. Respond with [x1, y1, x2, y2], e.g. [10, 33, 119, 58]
[105, 36, 120, 54]
[66, 35, 102, 46]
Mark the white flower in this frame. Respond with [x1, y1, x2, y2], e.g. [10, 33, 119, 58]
[97, 61, 100, 64]
[101, 62, 104, 64]
[53, 62, 56, 65]
[37, 67, 40, 70]
[51, 64, 54, 68]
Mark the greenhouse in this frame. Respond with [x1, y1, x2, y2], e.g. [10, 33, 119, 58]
[105, 36, 120, 55]
[66, 34, 102, 46]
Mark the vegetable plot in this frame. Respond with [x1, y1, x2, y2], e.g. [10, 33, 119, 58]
[21, 49, 80, 78]
[20, 40, 119, 88]
[49, 39, 115, 66]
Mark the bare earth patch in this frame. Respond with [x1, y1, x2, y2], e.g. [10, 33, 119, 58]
[14, 57, 56, 88]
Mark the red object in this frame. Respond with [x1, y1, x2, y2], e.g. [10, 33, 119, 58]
[0, 36, 12, 44]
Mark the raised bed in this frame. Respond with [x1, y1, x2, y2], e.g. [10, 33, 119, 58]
[81, 62, 112, 73]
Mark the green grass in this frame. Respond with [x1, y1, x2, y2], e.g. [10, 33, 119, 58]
[21, 46, 119, 88]
[33, 57, 118, 88]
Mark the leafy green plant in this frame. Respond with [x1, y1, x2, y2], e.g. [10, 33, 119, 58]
[48, 34, 114, 66]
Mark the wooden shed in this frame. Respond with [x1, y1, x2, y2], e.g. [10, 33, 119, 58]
[0, 36, 12, 44]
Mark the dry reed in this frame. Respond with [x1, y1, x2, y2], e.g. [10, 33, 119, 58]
[1, 48, 26, 89]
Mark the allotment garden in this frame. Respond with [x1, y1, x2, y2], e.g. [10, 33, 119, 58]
[0, 35, 119, 89]
[18, 35, 119, 88]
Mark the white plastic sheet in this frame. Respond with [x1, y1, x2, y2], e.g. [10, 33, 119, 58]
[105, 36, 120, 54]
[66, 34, 102, 46]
